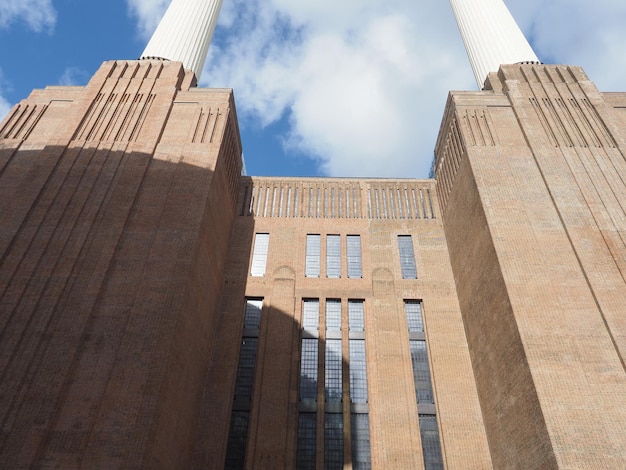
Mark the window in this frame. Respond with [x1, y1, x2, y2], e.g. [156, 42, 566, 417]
[300, 339, 318, 402]
[398, 235, 417, 279]
[325, 339, 342, 403]
[349, 340, 368, 403]
[224, 411, 250, 469]
[325, 299, 342, 331]
[250, 233, 269, 276]
[409, 341, 434, 404]
[405, 300, 424, 333]
[351, 413, 372, 469]
[233, 338, 259, 402]
[404, 300, 444, 469]
[347, 235, 362, 278]
[419, 415, 444, 470]
[302, 299, 319, 333]
[348, 300, 364, 332]
[297, 413, 317, 469]
[324, 413, 344, 469]
[326, 234, 341, 278]
[243, 298, 263, 330]
[225, 298, 263, 468]
[305, 234, 321, 278]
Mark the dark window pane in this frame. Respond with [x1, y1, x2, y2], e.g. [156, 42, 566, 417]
[234, 338, 259, 401]
[300, 338, 318, 402]
[419, 415, 444, 470]
[225, 411, 250, 469]
[244, 298, 262, 330]
[325, 413, 344, 469]
[297, 413, 317, 469]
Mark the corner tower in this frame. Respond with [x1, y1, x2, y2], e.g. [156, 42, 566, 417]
[437, 0, 626, 466]
[0, 2, 241, 468]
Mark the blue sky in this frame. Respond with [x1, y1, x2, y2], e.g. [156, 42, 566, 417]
[1, 0, 626, 178]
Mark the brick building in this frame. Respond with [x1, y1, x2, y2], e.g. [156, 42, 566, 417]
[1, 0, 626, 468]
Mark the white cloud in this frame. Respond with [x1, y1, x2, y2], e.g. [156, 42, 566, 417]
[201, 0, 471, 177]
[0, 95, 10, 123]
[0, 0, 56, 32]
[128, 0, 626, 177]
[58, 67, 90, 87]
[0, 69, 12, 122]
[126, 0, 170, 39]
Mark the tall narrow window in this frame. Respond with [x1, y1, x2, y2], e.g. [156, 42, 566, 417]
[404, 300, 444, 469]
[348, 300, 365, 332]
[225, 298, 263, 469]
[325, 413, 344, 469]
[398, 235, 417, 279]
[300, 339, 319, 402]
[349, 340, 368, 403]
[224, 411, 250, 469]
[326, 234, 341, 278]
[405, 300, 424, 332]
[302, 298, 319, 334]
[250, 233, 269, 276]
[305, 234, 321, 278]
[325, 299, 342, 332]
[410, 341, 434, 404]
[351, 413, 372, 469]
[298, 299, 320, 469]
[325, 339, 342, 403]
[346, 235, 362, 278]
[325, 298, 344, 469]
[419, 415, 444, 470]
[297, 413, 317, 469]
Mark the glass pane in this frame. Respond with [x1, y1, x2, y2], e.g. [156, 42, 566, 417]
[325, 339, 342, 403]
[326, 234, 341, 278]
[250, 233, 269, 276]
[244, 298, 263, 330]
[398, 235, 417, 279]
[347, 235, 362, 278]
[351, 413, 372, 470]
[225, 411, 250, 469]
[324, 413, 344, 469]
[349, 340, 368, 403]
[410, 340, 434, 404]
[234, 338, 259, 401]
[302, 299, 319, 331]
[348, 300, 364, 332]
[305, 234, 321, 278]
[326, 299, 342, 331]
[419, 415, 444, 470]
[300, 339, 318, 402]
[405, 300, 423, 332]
[297, 413, 317, 469]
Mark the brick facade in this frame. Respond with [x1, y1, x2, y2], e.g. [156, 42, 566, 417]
[0, 60, 625, 468]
